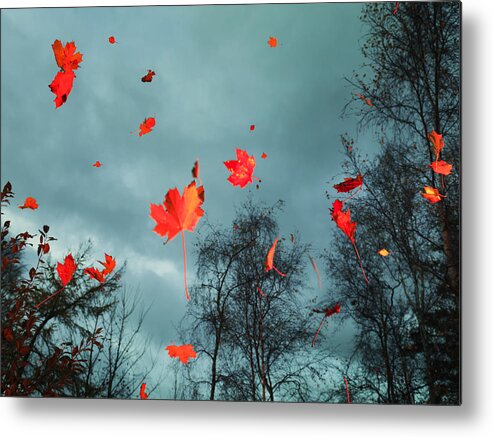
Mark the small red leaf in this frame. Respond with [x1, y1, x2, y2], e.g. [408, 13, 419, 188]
[19, 197, 38, 210]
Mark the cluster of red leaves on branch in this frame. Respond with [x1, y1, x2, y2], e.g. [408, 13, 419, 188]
[1, 182, 106, 397]
[422, 130, 452, 203]
[48, 39, 83, 108]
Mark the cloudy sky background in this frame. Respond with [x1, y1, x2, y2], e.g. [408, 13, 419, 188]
[1, 3, 378, 399]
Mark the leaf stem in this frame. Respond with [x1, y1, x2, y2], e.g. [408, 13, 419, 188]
[181, 231, 190, 301]
[35, 285, 66, 310]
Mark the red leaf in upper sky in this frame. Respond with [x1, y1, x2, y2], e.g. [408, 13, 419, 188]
[150, 181, 205, 300]
[250, 124, 255, 131]
[92, 161, 102, 167]
[49, 70, 76, 108]
[428, 160, 452, 176]
[19, 197, 38, 210]
[140, 383, 148, 400]
[57, 254, 77, 287]
[166, 344, 197, 364]
[428, 130, 444, 160]
[333, 174, 363, 193]
[51, 40, 83, 71]
[331, 200, 368, 283]
[141, 70, 156, 82]
[224, 148, 257, 188]
[268, 37, 278, 48]
[264, 237, 286, 277]
[84, 267, 106, 283]
[108, 36, 116, 44]
[421, 186, 444, 204]
[137, 117, 156, 137]
[192, 160, 200, 179]
[261, 152, 267, 159]
[99, 253, 116, 276]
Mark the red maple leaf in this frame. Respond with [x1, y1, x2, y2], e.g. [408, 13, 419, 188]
[312, 303, 341, 347]
[49, 70, 76, 108]
[421, 186, 444, 204]
[166, 344, 197, 364]
[99, 253, 116, 276]
[428, 160, 452, 176]
[108, 36, 116, 44]
[150, 181, 205, 300]
[224, 148, 257, 188]
[84, 267, 106, 283]
[191, 160, 200, 179]
[19, 197, 38, 210]
[36, 254, 77, 309]
[428, 130, 444, 161]
[137, 117, 156, 137]
[140, 383, 148, 400]
[333, 174, 363, 193]
[268, 37, 278, 48]
[141, 70, 156, 82]
[264, 237, 286, 277]
[92, 161, 102, 167]
[331, 200, 368, 283]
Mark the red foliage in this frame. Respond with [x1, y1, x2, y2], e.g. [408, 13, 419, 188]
[312, 303, 341, 347]
[268, 37, 278, 48]
[192, 160, 200, 179]
[57, 254, 77, 287]
[264, 237, 286, 277]
[261, 152, 267, 159]
[165, 344, 197, 364]
[19, 197, 38, 210]
[92, 161, 102, 168]
[224, 148, 257, 188]
[333, 174, 363, 193]
[140, 383, 149, 400]
[429, 160, 452, 176]
[108, 36, 116, 44]
[421, 186, 444, 204]
[137, 117, 156, 137]
[141, 70, 156, 82]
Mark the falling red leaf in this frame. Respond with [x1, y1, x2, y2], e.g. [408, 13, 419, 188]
[261, 152, 267, 159]
[333, 174, 363, 193]
[19, 197, 38, 210]
[49, 40, 82, 108]
[429, 160, 452, 176]
[344, 377, 352, 403]
[428, 130, 444, 161]
[140, 383, 148, 400]
[166, 344, 197, 364]
[377, 248, 390, 257]
[264, 237, 286, 277]
[92, 161, 102, 168]
[35, 254, 77, 309]
[250, 124, 255, 131]
[312, 303, 341, 347]
[137, 117, 156, 137]
[268, 36, 278, 48]
[421, 186, 444, 204]
[108, 36, 116, 44]
[150, 181, 205, 300]
[308, 255, 322, 289]
[141, 69, 156, 82]
[331, 200, 368, 283]
[257, 286, 266, 298]
[393, 2, 400, 15]
[224, 148, 257, 188]
[84, 267, 106, 283]
[99, 253, 116, 276]
[192, 160, 200, 179]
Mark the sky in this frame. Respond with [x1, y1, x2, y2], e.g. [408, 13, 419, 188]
[1, 3, 377, 399]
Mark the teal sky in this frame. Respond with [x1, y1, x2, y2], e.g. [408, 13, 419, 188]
[1, 3, 376, 398]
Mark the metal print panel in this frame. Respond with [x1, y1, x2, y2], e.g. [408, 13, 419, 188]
[0, 1, 461, 404]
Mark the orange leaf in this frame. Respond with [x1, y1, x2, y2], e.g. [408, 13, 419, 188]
[99, 253, 116, 276]
[428, 130, 444, 160]
[261, 152, 267, 159]
[268, 37, 278, 48]
[224, 148, 257, 188]
[51, 40, 83, 72]
[92, 161, 102, 167]
[331, 200, 356, 243]
[421, 186, 444, 204]
[141, 69, 156, 83]
[150, 181, 205, 300]
[138, 117, 156, 137]
[377, 248, 390, 257]
[264, 237, 286, 277]
[140, 383, 148, 400]
[166, 344, 197, 364]
[19, 197, 38, 210]
[57, 254, 77, 286]
[429, 160, 452, 176]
